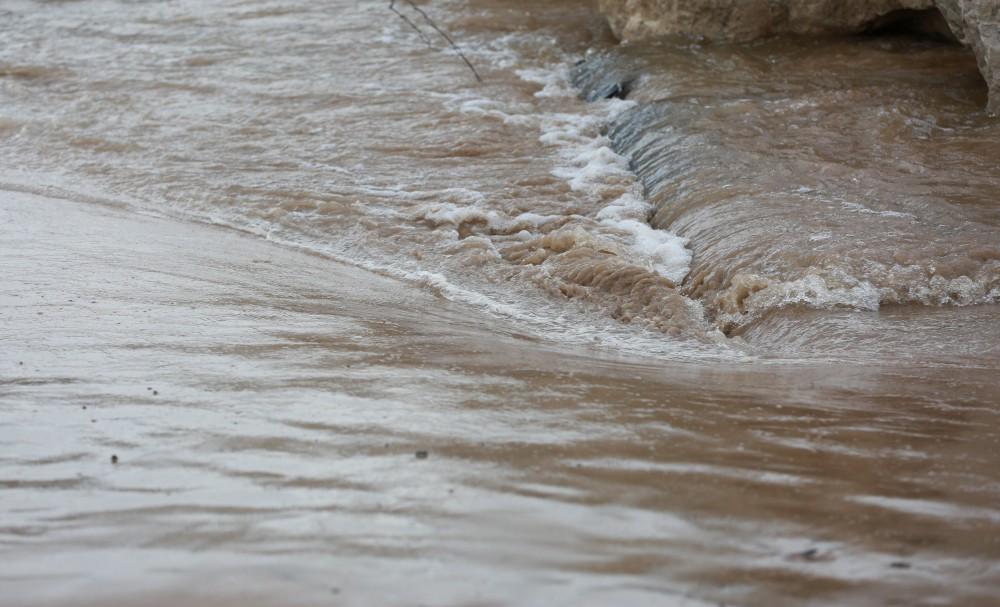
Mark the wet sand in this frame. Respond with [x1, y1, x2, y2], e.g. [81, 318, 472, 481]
[3, 191, 1000, 606]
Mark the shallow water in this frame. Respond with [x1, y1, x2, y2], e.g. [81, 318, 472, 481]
[2, 0, 1000, 605]
[4, 192, 1000, 606]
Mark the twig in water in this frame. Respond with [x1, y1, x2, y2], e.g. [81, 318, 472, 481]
[388, 0, 433, 47]
[388, 0, 483, 83]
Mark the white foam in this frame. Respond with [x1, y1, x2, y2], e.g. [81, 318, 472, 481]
[754, 273, 882, 312]
[516, 67, 576, 98]
[414, 202, 560, 236]
[519, 65, 692, 284]
[452, 95, 535, 126]
[420, 63, 694, 287]
[597, 192, 692, 283]
[550, 138, 633, 191]
[780, 275, 881, 310]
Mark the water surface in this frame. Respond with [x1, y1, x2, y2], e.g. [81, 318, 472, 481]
[2, 1, 1000, 605]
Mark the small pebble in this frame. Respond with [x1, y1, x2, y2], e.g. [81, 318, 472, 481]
[415, 450, 429, 460]
[111, 454, 118, 464]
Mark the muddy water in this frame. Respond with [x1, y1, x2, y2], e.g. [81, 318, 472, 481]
[573, 35, 1000, 343]
[1, 0, 709, 350]
[5, 191, 1000, 607]
[2, 0, 1000, 605]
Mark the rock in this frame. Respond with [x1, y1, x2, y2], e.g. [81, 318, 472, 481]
[598, 1, 935, 40]
[597, 0, 1000, 113]
[936, 0, 1000, 113]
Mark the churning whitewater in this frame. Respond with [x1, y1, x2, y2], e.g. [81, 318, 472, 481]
[0, 0, 998, 360]
[5, 2, 1000, 607]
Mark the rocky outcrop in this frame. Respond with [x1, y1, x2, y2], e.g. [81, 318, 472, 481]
[597, 0, 1000, 113]
[936, 1, 1000, 113]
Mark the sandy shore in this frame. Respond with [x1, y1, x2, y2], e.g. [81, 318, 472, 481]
[3, 192, 1000, 607]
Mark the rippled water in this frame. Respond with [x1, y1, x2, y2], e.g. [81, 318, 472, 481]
[574, 35, 1000, 342]
[2, 0, 1000, 605]
[2, 0, 707, 353]
[3, 0, 999, 359]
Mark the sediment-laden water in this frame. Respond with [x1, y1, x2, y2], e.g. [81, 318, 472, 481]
[574, 35, 1000, 345]
[2, 1, 1000, 605]
[3, 0, 999, 360]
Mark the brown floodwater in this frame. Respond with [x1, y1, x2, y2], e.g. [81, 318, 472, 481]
[1, 0, 999, 605]
[573, 33, 1000, 341]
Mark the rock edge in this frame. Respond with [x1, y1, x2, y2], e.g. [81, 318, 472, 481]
[597, 0, 999, 113]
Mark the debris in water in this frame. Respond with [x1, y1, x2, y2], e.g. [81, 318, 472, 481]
[890, 561, 912, 569]
[788, 548, 833, 563]
[111, 454, 118, 464]
[388, 0, 482, 83]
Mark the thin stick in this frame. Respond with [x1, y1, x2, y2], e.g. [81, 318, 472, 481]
[389, 0, 483, 83]
[388, 0, 433, 47]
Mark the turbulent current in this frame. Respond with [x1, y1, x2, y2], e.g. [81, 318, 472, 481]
[3, 1, 1000, 605]
[2, 0, 999, 361]
[574, 36, 1000, 337]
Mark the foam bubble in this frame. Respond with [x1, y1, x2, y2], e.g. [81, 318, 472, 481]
[414, 202, 561, 236]
[598, 193, 691, 283]
[516, 67, 576, 98]
[521, 65, 692, 284]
